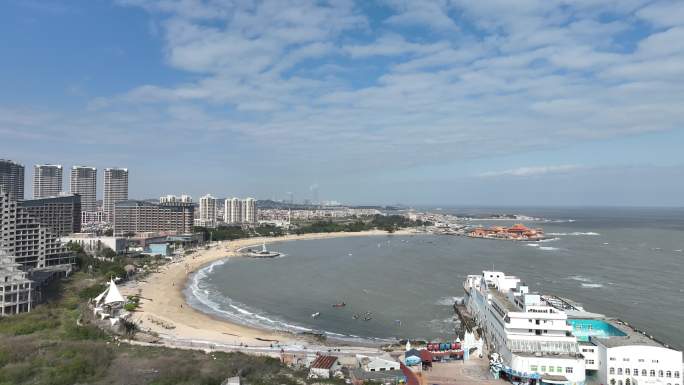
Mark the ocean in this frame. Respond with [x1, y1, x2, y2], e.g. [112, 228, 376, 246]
[185, 207, 684, 348]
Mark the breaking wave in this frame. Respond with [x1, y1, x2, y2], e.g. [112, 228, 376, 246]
[581, 283, 604, 288]
[539, 246, 559, 251]
[435, 296, 463, 306]
[547, 232, 600, 236]
[185, 258, 392, 344]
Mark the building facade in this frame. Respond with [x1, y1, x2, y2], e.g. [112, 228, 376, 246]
[0, 159, 24, 201]
[103, 168, 128, 223]
[20, 195, 82, 236]
[198, 194, 217, 228]
[61, 233, 127, 254]
[33, 164, 63, 198]
[113, 200, 194, 236]
[0, 188, 72, 270]
[242, 197, 257, 224]
[70, 166, 97, 213]
[160, 194, 192, 204]
[0, 249, 33, 316]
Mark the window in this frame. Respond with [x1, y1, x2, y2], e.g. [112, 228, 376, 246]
[618, 380, 623, 385]
[549, 366, 554, 373]
[618, 368, 623, 375]
[633, 369, 638, 376]
[650, 370, 656, 377]
[625, 369, 630, 375]
[659, 370, 664, 377]
[586, 360, 595, 364]
[642, 370, 647, 376]
[566, 367, 573, 374]
[541, 366, 546, 372]
[557, 367, 562, 373]
[674, 371, 679, 378]
[625, 380, 631, 385]
[652, 360, 659, 363]
[610, 368, 615, 375]
[610, 379, 615, 385]
[638, 359, 645, 362]
[623, 358, 630, 362]
[610, 357, 617, 361]
[666, 371, 671, 378]
[531, 366, 538, 372]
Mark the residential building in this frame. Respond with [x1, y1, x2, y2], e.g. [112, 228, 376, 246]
[70, 166, 97, 212]
[0, 249, 33, 316]
[0, 159, 24, 201]
[113, 200, 194, 236]
[242, 197, 257, 224]
[20, 194, 81, 236]
[198, 194, 217, 228]
[226, 197, 242, 224]
[0, 188, 72, 270]
[33, 164, 63, 198]
[61, 233, 127, 254]
[103, 168, 128, 222]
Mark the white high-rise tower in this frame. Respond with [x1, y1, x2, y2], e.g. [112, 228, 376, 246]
[70, 166, 97, 213]
[103, 168, 128, 222]
[199, 194, 217, 228]
[33, 164, 63, 198]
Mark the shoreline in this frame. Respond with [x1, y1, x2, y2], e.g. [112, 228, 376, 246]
[121, 229, 414, 353]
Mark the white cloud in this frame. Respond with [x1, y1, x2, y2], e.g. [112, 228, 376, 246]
[479, 165, 583, 178]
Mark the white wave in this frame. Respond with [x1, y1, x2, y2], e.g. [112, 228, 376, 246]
[539, 246, 559, 251]
[526, 243, 540, 247]
[581, 283, 604, 288]
[567, 275, 592, 282]
[186, 260, 391, 344]
[435, 296, 463, 306]
[538, 237, 559, 243]
[547, 232, 600, 236]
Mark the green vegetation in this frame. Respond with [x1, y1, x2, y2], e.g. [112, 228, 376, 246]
[294, 214, 429, 234]
[194, 224, 285, 242]
[0, 271, 318, 384]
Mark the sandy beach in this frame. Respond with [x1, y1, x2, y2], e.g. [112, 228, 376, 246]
[122, 229, 413, 354]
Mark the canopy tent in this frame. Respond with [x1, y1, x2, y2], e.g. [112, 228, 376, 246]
[94, 279, 125, 307]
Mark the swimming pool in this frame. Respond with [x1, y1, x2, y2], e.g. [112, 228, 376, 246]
[568, 319, 627, 341]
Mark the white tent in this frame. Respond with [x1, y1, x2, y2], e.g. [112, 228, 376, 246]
[104, 279, 124, 305]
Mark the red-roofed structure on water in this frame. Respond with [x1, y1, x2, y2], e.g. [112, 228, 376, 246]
[468, 223, 543, 240]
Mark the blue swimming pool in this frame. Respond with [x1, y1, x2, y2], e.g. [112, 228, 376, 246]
[568, 319, 626, 341]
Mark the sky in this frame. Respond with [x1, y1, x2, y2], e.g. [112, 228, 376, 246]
[1, 0, 683, 206]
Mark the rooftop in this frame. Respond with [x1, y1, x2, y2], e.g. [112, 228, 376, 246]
[593, 320, 669, 349]
[310, 355, 338, 370]
[488, 287, 519, 312]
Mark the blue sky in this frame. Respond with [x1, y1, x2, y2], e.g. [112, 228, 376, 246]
[1, 0, 683, 206]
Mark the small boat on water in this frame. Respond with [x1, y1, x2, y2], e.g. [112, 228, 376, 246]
[332, 302, 346, 308]
[247, 243, 280, 258]
[352, 314, 359, 320]
[311, 312, 320, 319]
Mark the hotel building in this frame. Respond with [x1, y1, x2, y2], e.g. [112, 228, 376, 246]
[0, 159, 24, 201]
[0, 188, 72, 270]
[70, 166, 97, 213]
[33, 164, 63, 198]
[103, 168, 128, 223]
[113, 200, 194, 236]
[464, 271, 682, 385]
[160, 194, 192, 204]
[20, 194, 82, 236]
[0, 249, 33, 316]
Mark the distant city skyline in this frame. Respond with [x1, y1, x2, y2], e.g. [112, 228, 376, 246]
[2, 1, 684, 206]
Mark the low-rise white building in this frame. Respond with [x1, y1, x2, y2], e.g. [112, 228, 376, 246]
[309, 355, 341, 379]
[357, 355, 401, 372]
[61, 233, 127, 254]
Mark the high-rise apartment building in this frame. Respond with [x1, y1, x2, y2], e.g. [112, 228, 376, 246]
[198, 194, 217, 228]
[0, 188, 72, 269]
[103, 168, 128, 222]
[70, 166, 97, 212]
[113, 200, 194, 236]
[242, 198, 257, 224]
[33, 164, 63, 198]
[0, 249, 33, 316]
[226, 198, 242, 224]
[20, 195, 82, 236]
[224, 197, 257, 224]
[0, 159, 24, 201]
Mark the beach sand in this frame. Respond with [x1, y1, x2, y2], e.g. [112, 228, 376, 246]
[122, 229, 413, 351]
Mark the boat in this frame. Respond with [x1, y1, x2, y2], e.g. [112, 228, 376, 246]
[363, 316, 372, 321]
[332, 302, 346, 308]
[247, 243, 280, 258]
[352, 314, 359, 320]
[311, 312, 320, 319]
